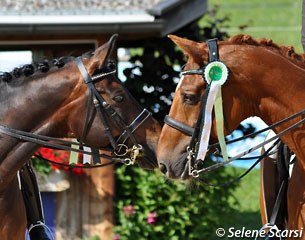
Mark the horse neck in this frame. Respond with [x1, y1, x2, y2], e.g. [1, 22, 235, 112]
[0, 67, 79, 188]
[251, 64, 305, 125]
[227, 46, 305, 162]
[0, 67, 77, 133]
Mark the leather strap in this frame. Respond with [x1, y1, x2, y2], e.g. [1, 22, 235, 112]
[75, 57, 118, 149]
[207, 38, 219, 61]
[118, 109, 152, 143]
[20, 162, 45, 227]
[268, 179, 288, 227]
[164, 115, 194, 136]
[75, 56, 140, 148]
[75, 57, 91, 83]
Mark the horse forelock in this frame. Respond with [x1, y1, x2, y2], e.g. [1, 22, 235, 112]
[227, 34, 305, 67]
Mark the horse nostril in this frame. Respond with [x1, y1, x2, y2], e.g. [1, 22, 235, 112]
[159, 162, 168, 175]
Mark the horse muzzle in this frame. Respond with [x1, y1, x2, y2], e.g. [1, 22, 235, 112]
[158, 154, 191, 180]
[136, 143, 158, 170]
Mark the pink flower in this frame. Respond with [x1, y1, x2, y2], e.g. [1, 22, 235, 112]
[123, 205, 135, 217]
[113, 234, 120, 240]
[147, 211, 157, 224]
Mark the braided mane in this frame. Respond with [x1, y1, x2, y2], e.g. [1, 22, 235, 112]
[0, 51, 94, 84]
[227, 34, 305, 66]
[0, 56, 75, 84]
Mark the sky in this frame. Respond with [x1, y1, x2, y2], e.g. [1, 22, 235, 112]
[0, 51, 32, 72]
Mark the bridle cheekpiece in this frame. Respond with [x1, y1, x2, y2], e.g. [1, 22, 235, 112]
[164, 38, 229, 177]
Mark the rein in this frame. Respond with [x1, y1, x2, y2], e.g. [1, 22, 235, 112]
[189, 110, 305, 177]
[164, 38, 305, 178]
[0, 57, 151, 168]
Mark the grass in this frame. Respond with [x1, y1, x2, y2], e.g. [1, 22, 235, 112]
[224, 167, 261, 234]
[207, 0, 303, 52]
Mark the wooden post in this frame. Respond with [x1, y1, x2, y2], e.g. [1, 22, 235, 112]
[55, 164, 114, 240]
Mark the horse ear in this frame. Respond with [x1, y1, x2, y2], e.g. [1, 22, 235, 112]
[101, 34, 118, 60]
[168, 35, 203, 61]
[86, 34, 118, 74]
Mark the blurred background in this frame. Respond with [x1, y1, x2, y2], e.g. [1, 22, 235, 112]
[0, 0, 301, 239]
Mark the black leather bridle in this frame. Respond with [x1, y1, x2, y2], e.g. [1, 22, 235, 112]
[163, 38, 305, 178]
[74, 56, 152, 164]
[164, 38, 221, 176]
[0, 56, 152, 167]
[165, 38, 220, 137]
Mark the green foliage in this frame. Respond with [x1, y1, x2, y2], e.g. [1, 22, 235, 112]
[80, 236, 100, 240]
[114, 165, 237, 240]
[31, 156, 52, 176]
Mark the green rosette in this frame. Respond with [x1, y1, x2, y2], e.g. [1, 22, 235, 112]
[204, 61, 228, 85]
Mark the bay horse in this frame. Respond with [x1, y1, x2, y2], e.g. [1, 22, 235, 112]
[0, 34, 161, 239]
[157, 34, 305, 239]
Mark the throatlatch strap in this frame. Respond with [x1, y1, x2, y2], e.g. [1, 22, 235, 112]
[75, 57, 118, 150]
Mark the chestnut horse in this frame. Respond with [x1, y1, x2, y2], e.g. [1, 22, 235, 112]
[157, 34, 305, 238]
[0, 35, 160, 239]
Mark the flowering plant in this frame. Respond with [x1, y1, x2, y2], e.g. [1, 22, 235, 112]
[113, 163, 237, 240]
[32, 147, 84, 176]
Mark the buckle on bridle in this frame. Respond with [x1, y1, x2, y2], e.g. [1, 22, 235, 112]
[186, 146, 200, 178]
[114, 144, 129, 157]
[130, 144, 143, 163]
[115, 144, 143, 165]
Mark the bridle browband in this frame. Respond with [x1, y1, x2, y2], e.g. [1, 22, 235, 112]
[0, 56, 152, 167]
[164, 38, 305, 178]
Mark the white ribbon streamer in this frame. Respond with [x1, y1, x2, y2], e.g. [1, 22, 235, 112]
[82, 146, 92, 164]
[196, 81, 220, 161]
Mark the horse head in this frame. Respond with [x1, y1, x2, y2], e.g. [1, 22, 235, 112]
[157, 34, 305, 179]
[0, 35, 161, 182]
[60, 35, 161, 169]
[0, 34, 161, 239]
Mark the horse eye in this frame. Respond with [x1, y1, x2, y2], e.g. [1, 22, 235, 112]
[113, 95, 123, 103]
[183, 94, 198, 105]
[107, 61, 116, 71]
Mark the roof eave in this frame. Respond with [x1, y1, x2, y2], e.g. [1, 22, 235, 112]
[0, 0, 208, 38]
[0, 21, 163, 36]
[0, 14, 155, 24]
[149, 0, 208, 36]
